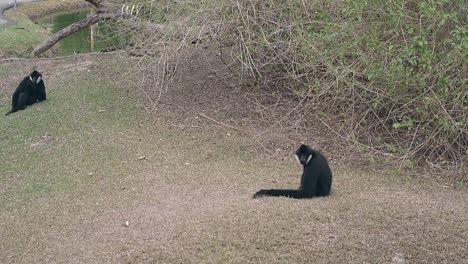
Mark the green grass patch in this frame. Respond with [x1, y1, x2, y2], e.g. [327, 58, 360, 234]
[0, 69, 143, 209]
[0, 11, 49, 56]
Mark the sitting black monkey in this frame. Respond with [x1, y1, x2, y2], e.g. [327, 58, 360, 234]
[253, 144, 332, 199]
[6, 70, 46, 115]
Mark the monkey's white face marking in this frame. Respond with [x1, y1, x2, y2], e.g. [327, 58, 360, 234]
[305, 154, 313, 165]
[295, 154, 301, 165]
[36, 76, 42, 84]
[29, 76, 33, 82]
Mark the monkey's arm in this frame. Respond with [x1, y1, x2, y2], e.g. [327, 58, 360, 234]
[37, 82, 46, 101]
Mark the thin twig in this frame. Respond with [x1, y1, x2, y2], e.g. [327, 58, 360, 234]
[198, 113, 247, 132]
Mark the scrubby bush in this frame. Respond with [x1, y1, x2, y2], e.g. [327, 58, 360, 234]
[116, 0, 465, 169]
[225, 0, 467, 169]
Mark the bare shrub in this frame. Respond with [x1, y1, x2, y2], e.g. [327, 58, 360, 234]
[221, 0, 467, 170]
[108, 0, 466, 170]
[102, 0, 228, 111]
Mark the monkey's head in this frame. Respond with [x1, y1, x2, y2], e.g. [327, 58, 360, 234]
[28, 70, 43, 85]
[295, 144, 314, 166]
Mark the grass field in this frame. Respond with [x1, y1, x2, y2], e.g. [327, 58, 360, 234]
[0, 55, 466, 263]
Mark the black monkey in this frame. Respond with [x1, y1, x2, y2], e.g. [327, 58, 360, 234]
[253, 144, 332, 199]
[6, 70, 46, 115]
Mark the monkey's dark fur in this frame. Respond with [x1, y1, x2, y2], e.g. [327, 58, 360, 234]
[6, 70, 46, 115]
[253, 144, 332, 199]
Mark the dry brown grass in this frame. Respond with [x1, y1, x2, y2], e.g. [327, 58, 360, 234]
[3, 161, 467, 263]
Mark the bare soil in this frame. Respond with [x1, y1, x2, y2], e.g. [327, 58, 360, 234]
[0, 51, 467, 264]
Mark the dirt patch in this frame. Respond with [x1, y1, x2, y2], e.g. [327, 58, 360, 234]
[29, 134, 54, 148]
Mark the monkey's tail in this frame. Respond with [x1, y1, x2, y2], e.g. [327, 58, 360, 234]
[5, 110, 13, 116]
